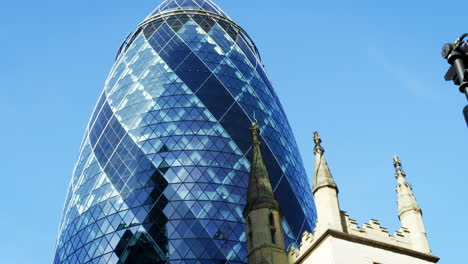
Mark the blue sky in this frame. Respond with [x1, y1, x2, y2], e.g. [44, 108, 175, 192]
[0, 0, 466, 263]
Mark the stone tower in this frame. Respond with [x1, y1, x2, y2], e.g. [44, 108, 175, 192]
[394, 155, 432, 254]
[312, 132, 342, 235]
[243, 122, 288, 264]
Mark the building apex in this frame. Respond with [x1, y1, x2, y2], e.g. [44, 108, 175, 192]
[146, 0, 229, 21]
[393, 155, 407, 179]
[393, 155, 421, 217]
[243, 122, 280, 217]
[313, 131, 324, 155]
[312, 132, 338, 194]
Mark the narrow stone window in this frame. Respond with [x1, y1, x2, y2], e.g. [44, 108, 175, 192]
[269, 213, 276, 244]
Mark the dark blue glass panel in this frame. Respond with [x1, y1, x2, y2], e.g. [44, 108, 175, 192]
[274, 177, 307, 239]
[144, 20, 164, 39]
[218, 102, 251, 154]
[158, 35, 192, 69]
[165, 14, 190, 32]
[174, 53, 212, 91]
[236, 36, 258, 68]
[191, 14, 216, 33]
[149, 23, 176, 54]
[217, 20, 238, 43]
[256, 63, 276, 97]
[195, 75, 234, 120]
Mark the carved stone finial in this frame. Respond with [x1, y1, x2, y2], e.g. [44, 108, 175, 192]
[312, 131, 338, 194]
[313, 131, 324, 155]
[250, 122, 260, 146]
[393, 155, 406, 178]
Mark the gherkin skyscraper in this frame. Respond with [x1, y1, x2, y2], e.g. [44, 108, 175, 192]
[54, 1, 316, 263]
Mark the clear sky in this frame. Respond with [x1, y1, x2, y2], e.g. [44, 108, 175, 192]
[0, 0, 466, 263]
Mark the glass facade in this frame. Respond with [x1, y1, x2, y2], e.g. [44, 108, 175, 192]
[53, 1, 316, 263]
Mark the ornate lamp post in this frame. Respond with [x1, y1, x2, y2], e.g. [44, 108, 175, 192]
[441, 33, 468, 127]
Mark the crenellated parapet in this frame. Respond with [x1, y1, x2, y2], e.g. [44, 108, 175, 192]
[287, 245, 300, 263]
[340, 211, 413, 249]
[288, 211, 414, 263]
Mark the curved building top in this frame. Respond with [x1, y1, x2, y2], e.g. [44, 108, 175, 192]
[135, 0, 261, 62]
[147, 0, 230, 19]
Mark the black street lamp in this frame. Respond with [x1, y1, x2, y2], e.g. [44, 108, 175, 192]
[441, 33, 468, 127]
